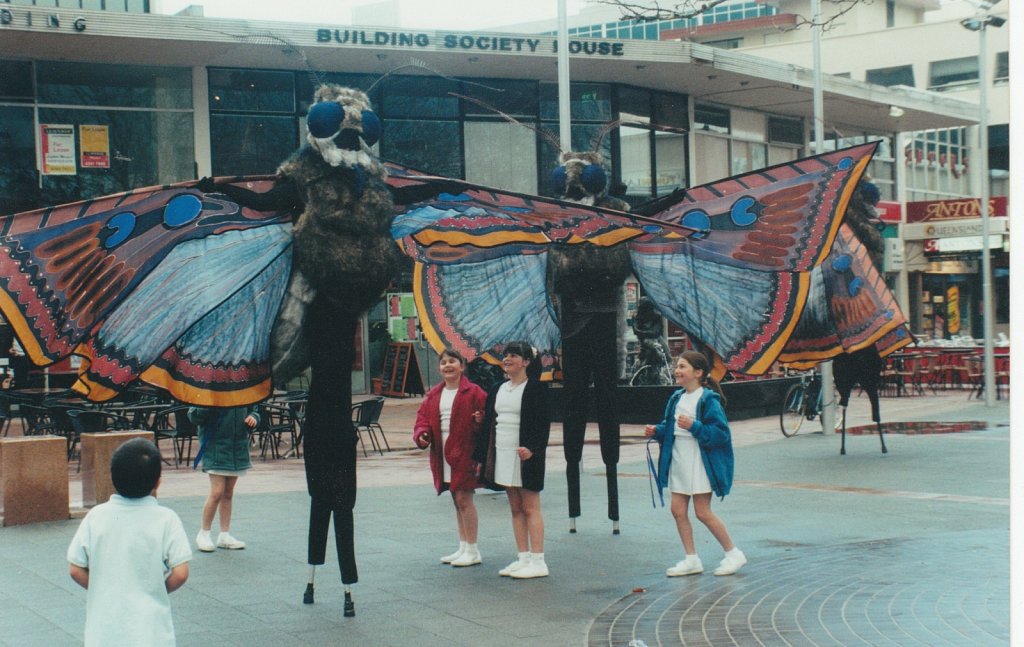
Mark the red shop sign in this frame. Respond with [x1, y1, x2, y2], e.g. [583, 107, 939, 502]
[906, 196, 1008, 223]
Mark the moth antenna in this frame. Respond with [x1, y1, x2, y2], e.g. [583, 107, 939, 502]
[451, 93, 564, 155]
[590, 119, 625, 154]
[367, 58, 504, 93]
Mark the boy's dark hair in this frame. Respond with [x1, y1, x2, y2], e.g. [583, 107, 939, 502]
[110, 438, 162, 498]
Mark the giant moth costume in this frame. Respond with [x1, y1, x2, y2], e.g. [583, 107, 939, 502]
[547, 150, 631, 534]
[197, 83, 399, 616]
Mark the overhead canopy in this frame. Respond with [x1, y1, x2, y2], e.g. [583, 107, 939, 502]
[0, 7, 979, 133]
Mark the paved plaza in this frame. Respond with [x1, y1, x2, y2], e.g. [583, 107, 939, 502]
[0, 390, 1010, 646]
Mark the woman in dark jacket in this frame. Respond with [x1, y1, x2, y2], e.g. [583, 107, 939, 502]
[188, 406, 259, 552]
[414, 348, 487, 567]
[473, 341, 551, 579]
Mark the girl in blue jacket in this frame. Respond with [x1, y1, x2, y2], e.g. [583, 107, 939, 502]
[645, 351, 746, 577]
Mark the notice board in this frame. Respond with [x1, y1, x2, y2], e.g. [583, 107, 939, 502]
[380, 342, 424, 397]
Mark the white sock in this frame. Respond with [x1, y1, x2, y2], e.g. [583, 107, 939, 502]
[458, 540, 468, 554]
[464, 543, 478, 555]
[517, 551, 530, 563]
[197, 529, 211, 539]
[530, 552, 545, 564]
[726, 547, 742, 557]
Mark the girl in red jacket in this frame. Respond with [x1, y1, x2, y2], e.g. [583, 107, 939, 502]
[414, 348, 487, 567]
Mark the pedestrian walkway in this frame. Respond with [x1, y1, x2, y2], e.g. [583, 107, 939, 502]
[0, 391, 1009, 646]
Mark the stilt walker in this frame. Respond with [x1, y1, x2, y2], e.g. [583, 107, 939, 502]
[548, 151, 631, 534]
[199, 84, 397, 616]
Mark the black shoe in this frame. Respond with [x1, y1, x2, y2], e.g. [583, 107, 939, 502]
[303, 583, 314, 604]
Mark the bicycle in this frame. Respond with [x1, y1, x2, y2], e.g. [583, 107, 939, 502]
[779, 370, 823, 437]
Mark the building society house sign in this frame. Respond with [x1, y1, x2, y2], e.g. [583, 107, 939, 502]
[316, 29, 626, 56]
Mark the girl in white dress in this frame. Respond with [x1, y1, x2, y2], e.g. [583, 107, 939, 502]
[474, 341, 552, 579]
[645, 351, 745, 577]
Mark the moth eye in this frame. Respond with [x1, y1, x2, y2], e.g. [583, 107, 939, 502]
[580, 164, 607, 194]
[306, 101, 345, 138]
[550, 165, 567, 195]
[360, 110, 381, 146]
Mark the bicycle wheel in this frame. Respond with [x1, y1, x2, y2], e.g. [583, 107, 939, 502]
[780, 383, 806, 437]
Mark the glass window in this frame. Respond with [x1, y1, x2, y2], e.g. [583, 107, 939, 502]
[693, 104, 730, 134]
[381, 76, 459, 119]
[652, 92, 689, 130]
[928, 57, 978, 90]
[866, 65, 915, 87]
[617, 86, 651, 124]
[731, 140, 767, 175]
[82, 0, 103, 8]
[619, 125, 652, 199]
[209, 69, 295, 113]
[693, 133, 728, 184]
[653, 129, 686, 196]
[464, 121, 537, 194]
[767, 116, 803, 145]
[995, 52, 1008, 81]
[540, 83, 612, 121]
[37, 62, 191, 109]
[210, 114, 297, 176]
[126, 0, 147, 11]
[381, 120, 462, 178]
[461, 80, 538, 119]
[0, 60, 33, 102]
[38, 107, 194, 204]
[0, 106, 41, 215]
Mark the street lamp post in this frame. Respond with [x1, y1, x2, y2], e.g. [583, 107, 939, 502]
[960, 8, 1005, 407]
[811, 0, 836, 433]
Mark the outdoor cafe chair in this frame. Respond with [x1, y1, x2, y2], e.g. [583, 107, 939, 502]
[351, 396, 389, 457]
[150, 404, 198, 467]
[256, 403, 299, 460]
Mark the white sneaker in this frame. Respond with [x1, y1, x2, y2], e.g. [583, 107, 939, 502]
[510, 560, 549, 579]
[216, 532, 246, 550]
[713, 549, 746, 576]
[195, 530, 215, 553]
[499, 559, 525, 577]
[451, 550, 481, 567]
[666, 556, 703, 577]
[440, 546, 465, 564]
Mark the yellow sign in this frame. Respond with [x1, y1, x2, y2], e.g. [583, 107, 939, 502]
[79, 124, 110, 168]
[946, 286, 960, 334]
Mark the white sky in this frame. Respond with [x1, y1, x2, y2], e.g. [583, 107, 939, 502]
[155, 0, 587, 30]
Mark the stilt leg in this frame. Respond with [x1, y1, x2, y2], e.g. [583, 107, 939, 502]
[877, 421, 887, 454]
[606, 464, 619, 534]
[567, 460, 581, 532]
[840, 408, 847, 455]
[343, 586, 355, 618]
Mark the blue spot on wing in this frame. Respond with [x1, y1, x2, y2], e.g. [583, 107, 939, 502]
[103, 212, 137, 249]
[681, 210, 710, 239]
[832, 254, 852, 272]
[730, 196, 758, 227]
[164, 194, 203, 228]
[837, 157, 853, 170]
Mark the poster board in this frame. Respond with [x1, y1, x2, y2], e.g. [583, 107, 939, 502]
[380, 342, 424, 397]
